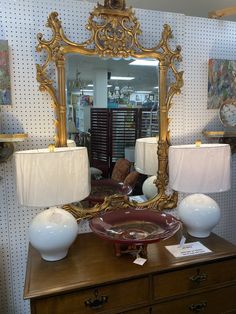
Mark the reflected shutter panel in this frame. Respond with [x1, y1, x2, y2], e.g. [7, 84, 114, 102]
[111, 109, 139, 163]
[90, 108, 111, 176]
[140, 109, 159, 138]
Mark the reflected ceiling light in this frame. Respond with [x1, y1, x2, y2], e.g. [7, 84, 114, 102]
[135, 91, 152, 94]
[154, 86, 159, 89]
[88, 84, 112, 87]
[110, 76, 135, 80]
[81, 89, 94, 92]
[129, 59, 159, 66]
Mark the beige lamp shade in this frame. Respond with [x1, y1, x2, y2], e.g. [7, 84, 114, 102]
[135, 137, 158, 175]
[168, 144, 231, 193]
[15, 147, 91, 207]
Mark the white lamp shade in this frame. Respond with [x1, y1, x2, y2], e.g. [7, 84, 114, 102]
[168, 144, 231, 193]
[135, 137, 158, 175]
[15, 147, 91, 207]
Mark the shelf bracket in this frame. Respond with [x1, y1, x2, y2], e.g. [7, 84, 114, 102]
[0, 134, 28, 162]
[0, 142, 14, 162]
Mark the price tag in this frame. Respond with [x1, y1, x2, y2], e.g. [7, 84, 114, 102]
[165, 241, 212, 258]
[133, 257, 147, 266]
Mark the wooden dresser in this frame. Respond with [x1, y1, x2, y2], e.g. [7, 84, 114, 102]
[24, 232, 236, 314]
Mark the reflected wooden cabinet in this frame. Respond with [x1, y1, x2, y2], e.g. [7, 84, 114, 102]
[24, 232, 236, 314]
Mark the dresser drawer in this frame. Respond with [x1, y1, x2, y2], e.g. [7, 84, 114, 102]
[152, 285, 236, 314]
[32, 277, 149, 314]
[154, 259, 236, 299]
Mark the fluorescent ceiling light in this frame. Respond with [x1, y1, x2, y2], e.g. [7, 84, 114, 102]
[110, 76, 135, 80]
[129, 59, 159, 66]
[107, 84, 112, 87]
[81, 89, 94, 92]
[135, 91, 152, 94]
[154, 86, 159, 89]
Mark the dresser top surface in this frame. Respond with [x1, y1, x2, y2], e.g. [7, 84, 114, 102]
[24, 231, 236, 300]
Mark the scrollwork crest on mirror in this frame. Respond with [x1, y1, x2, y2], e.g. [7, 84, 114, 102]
[36, 0, 183, 221]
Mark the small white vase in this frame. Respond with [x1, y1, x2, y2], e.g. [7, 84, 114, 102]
[29, 207, 78, 261]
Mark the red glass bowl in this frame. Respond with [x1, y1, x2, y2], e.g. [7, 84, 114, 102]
[89, 208, 181, 245]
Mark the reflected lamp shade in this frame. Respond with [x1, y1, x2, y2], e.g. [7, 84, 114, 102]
[135, 137, 158, 199]
[15, 147, 91, 261]
[135, 137, 158, 175]
[168, 144, 231, 238]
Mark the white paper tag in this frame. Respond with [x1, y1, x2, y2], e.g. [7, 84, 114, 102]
[179, 235, 186, 248]
[133, 257, 147, 266]
[165, 241, 212, 258]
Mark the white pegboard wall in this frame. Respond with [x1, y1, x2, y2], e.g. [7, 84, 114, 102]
[172, 16, 236, 145]
[171, 15, 236, 245]
[0, 2, 186, 313]
[1, 1, 236, 313]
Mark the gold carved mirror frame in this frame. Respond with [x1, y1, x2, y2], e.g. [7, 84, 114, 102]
[36, 0, 183, 221]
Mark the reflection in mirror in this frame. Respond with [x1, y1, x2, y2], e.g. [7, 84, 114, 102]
[66, 55, 159, 188]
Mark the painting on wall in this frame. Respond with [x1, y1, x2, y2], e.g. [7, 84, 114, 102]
[0, 40, 11, 105]
[208, 59, 236, 109]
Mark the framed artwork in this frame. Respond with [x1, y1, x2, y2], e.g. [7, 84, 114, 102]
[208, 59, 236, 109]
[0, 40, 11, 105]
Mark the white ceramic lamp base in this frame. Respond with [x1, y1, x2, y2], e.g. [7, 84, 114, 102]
[29, 207, 78, 261]
[142, 175, 157, 200]
[178, 194, 221, 238]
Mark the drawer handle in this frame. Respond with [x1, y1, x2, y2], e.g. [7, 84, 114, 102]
[189, 269, 207, 284]
[189, 302, 207, 312]
[84, 289, 108, 309]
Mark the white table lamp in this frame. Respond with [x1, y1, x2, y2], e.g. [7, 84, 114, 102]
[135, 137, 158, 199]
[168, 144, 231, 238]
[15, 147, 91, 261]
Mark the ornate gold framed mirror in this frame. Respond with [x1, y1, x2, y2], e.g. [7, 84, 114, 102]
[36, 0, 183, 220]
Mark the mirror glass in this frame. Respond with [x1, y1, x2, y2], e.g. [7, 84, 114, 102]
[66, 55, 159, 130]
[65, 54, 159, 200]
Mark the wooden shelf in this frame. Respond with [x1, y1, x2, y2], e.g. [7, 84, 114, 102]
[203, 130, 236, 138]
[203, 130, 236, 153]
[208, 6, 236, 19]
[0, 133, 28, 142]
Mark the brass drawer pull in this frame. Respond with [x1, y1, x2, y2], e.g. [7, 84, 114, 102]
[189, 302, 207, 312]
[84, 289, 108, 309]
[189, 269, 208, 284]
